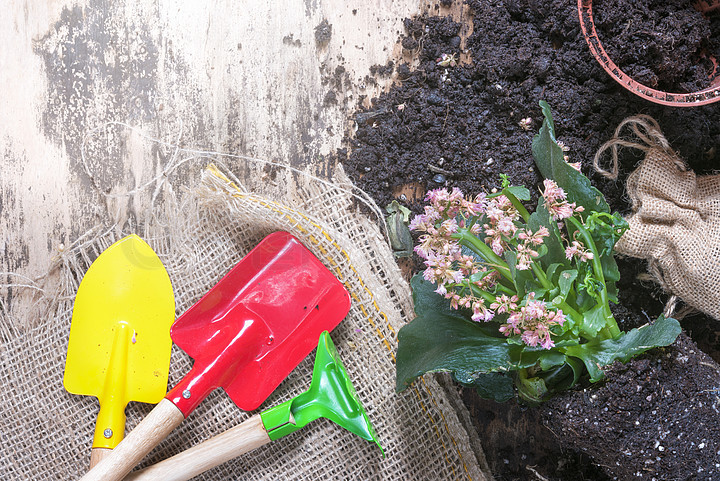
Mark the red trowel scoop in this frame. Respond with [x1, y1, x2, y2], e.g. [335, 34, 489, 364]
[81, 231, 351, 481]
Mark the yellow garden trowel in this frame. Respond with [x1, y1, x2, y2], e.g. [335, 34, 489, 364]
[63, 235, 175, 469]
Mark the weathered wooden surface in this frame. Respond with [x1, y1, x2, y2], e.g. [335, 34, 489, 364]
[0, 0, 468, 280]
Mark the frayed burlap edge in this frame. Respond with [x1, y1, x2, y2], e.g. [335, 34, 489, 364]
[593, 115, 718, 320]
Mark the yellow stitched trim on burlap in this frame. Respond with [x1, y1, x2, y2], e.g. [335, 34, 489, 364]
[206, 165, 473, 480]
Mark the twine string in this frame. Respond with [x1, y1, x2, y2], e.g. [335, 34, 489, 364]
[79, 121, 390, 240]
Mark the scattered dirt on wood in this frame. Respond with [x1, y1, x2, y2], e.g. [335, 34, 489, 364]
[314, 19, 332, 46]
[337, 1, 720, 479]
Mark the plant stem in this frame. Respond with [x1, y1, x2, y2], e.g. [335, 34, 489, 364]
[495, 283, 515, 296]
[531, 262, 552, 291]
[469, 285, 496, 304]
[566, 217, 620, 338]
[503, 189, 530, 223]
[455, 230, 513, 281]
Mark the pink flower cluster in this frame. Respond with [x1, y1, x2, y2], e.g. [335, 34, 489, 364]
[410, 188, 499, 323]
[481, 195, 549, 270]
[565, 240, 594, 262]
[497, 293, 566, 349]
[410, 187, 485, 260]
[541, 179, 584, 221]
[410, 187, 561, 346]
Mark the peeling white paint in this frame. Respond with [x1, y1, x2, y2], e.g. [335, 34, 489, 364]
[1, 0, 442, 279]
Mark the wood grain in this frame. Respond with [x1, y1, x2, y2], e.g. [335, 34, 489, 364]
[89, 447, 112, 469]
[80, 398, 185, 481]
[125, 414, 271, 481]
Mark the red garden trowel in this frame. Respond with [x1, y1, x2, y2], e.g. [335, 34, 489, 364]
[81, 231, 351, 481]
[125, 330, 383, 481]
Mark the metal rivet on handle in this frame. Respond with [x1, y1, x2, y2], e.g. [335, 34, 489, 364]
[182, 389, 191, 399]
[103, 428, 113, 439]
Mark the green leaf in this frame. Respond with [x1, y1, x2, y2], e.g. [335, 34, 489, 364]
[584, 212, 628, 302]
[532, 101, 610, 215]
[411, 273, 453, 315]
[528, 205, 568, 270]
[545, 263, 563, 284]
[459, 372, 515, 403]
[504, 185, 531, 201]
[516, 375, 548, 405]
[396, 308, 516, 392]
[581, 302, 607, 338]
[538, 349, 568, 371]
[397, 275, 524, 392]
[558, 269, 578, 297]
[540, 358, 583, 392]
[601, 255, 621, 303]
[585, 212, 628, 257]
[561, 316, 681, 382]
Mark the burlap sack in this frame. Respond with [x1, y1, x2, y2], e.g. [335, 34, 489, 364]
[0, 161, 491, 480]
[594, 115, 720, 320]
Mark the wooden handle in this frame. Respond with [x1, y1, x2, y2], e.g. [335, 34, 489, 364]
[89, 447, 112, 469]
[81, 399, 185, 481]
[124, 414, 272, 481]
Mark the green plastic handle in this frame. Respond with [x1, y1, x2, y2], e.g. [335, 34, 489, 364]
[260, 331, 383, 454]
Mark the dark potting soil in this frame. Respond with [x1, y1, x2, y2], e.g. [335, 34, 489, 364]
[542, 331, 720, 481]
[337, 1, 720, 480]
[593, 0, 720, 93]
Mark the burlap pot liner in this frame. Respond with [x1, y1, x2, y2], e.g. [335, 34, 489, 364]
[594, 115, 720, 320]
[0, 162, 492, 480]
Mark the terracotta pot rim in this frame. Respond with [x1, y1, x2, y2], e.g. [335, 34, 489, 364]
[578, 0, 720, 107]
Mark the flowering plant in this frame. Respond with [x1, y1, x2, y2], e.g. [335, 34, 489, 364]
[395, 102, 681, 403]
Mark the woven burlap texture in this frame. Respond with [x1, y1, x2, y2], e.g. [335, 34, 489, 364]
[0, 162, 491, 480]
[594, 115, 720, 320]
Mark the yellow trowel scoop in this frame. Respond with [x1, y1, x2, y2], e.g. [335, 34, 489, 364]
[63, 235, 175, 468]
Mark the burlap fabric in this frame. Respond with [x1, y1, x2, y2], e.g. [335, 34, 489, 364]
[0, 161, 491, 480]
[594, 115, 720, 320]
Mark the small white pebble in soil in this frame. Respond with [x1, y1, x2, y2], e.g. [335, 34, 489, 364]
[646, 395, 652, 401]
[654, 441, 660, 449]
[699, 442, 705, 449]
[486, 158, 493, 165]
[528, 166, 534, 172]
[658, 446, 665, 452]
[635, 420, 640, 425]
